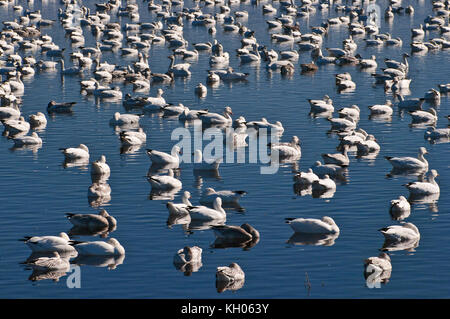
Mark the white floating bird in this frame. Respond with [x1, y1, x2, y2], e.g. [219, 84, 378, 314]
[91, 155, 110, 176]
[60, 144, 89, 161]
[109, 112, 140, 126]
[379, 223, 420, 242]
[13, 132, 42, 146]
[385, 147, 428, 170]
[148, 169, 182, 190]
[321, 145, 350, 166]
[24, 251, 70, 271]
[216, 262, 245, 283]
[187, 197, 227, 221]
[146, 146, 181, 166]
[21, 232, 76, 253]
[71, 238, 125, 256]
[389, 196, 411, 220]
[200, 187, 246, 206]
[286, 216, 340, 234]
[270, 136, 301, 158]
[404, 169, 440, 195]
[66, 209, 117, 229]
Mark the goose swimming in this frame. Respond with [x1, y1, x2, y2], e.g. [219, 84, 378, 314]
[66, 209, 117, 229]
[379, 223, 420, 242]
[187, 197, 227, 222]
[91, 155, 110, 176]
[270, 136, 301, 158]
[109, 112, 140, 126]
[147, 169, 182, 190]
[60, 144, 89, 161]
[47, 101, 77, 113]
[404, 169, 440, 195]
[389, 196, 411, 220]
[24, 251, 70, 271]
[321, 145, 350, 166]
[146, 146, 182, 166]
[286, 216, 340, 234]
[199, 106, 233, 126]
[70, 238, 125, 256]
[13, 132, 42, 146]
[385, 147, 428, 170]
[216, 262, 245, 283]
[20, 232, 76, 253]
[212, 224, 260, 242]
[200, 187, 246, 206]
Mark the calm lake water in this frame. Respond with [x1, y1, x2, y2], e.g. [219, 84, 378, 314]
[0, 0, 449, 298]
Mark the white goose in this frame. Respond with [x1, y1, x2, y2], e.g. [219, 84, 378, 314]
[364, 253, 392, 273]
[369, 100, 393, 116]
[321, 145, 350, 166]
[146, 146, 181, 166]
[285, 216, 340, 234]
[199, 106, 233, 126]
[216, 262, 245, 283]
[404, 169, 440, 195]
[389, 196, 411, 220]
[173, 246, 203, 265]
[312, 175, 337, 192]
[379, 223, 420, 242]
[147, 169, 182, 190]
[71, 238, 125, 256]
[168, 55, 191, 76]
[409, 108, 437, 124]
[200, 187, 246, 206]
[166, 191, 192, 215]
[21, 232, 76, 253]
[109, 112, 140, 126]
[66, 209, 117, 229]
[91, 155, 110, 176]
[29, 112, 47, 127]
[187, 197, 227, 221]
[120, 128, 146, 145]
[293, 168, 319, 185]
[24, 251, 70, 271]
[385, 147, 428, 170]
[270, 136, 301, 158]
[60, 144, 89, 161]
[13, 132, 42, 146]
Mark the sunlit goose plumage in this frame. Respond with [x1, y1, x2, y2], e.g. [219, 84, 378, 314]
[369, 100, 394, 115]
[187, 197, 226, 221]
[322, 145, 350, 166]
[71, 238, 125, 256]
[60, 144, 89, 161]
[213, 223, 260, 241]
[91, 155, 110, 176]
[294, 168, 319, 185]
[109, 112, 140, 126]
[270, 136, 301, 158]
[379, 223, 420, 242]
[166, 191, 192, 215]
[21, 232, 76, 253]
[3, 116, 30, 135]
[0, 106, 20, 121]
[216, 262, 245, 283]
[28, 112, 47, 127]
[338, 105, 360, 120]
[389, 196, 411, 220]
[312, 175, 337, 192]
[178, 107, 209, 121]
[356, 135, 380, 153]
[148, 169, 182, 190]
[146, 146, 181, 166]
[409, 108, 437, 124]
[327, 116, 357, 131]
[404, 169, 440, 195]
[286, 216, 340, 234]
[13, 131, 42, 146]
[364, 253, 392, 272]
[24, 251, 70, 270]
[173, 246, 202, 264]
[385, 147, 428, 170]
[424, 127, 450, 140]
[120, 128, 146, 145]
[311, 161, 344, 178]
[66, 209, 117, 229]
[199, 106, 233, 125]
[143, 89, 166, 109]
[168, 55, 191, 76]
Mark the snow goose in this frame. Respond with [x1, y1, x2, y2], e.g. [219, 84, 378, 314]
[162, 103, 188, 117]
[166, 191, 192, 215]
[60, 144, 89, 161]
[356, 54, 377, 68]
[0, 106, 20, 121]
[384, 53, 409, 71]
[216, 262, 245, 283]
[98, 86, 123, 99]
[187, 197, 227, 221]
[20, 232, 76, 253]
[71, 238, 125, 256]
[146, 146, 182, 166]
[385, 147, 428, 170]
[168, 55, 191, 77]
[389, 196, 411, 220]
[356, 135, 380, 154]
[397, 96, 425, 110]
[308, 95, 334, 113]
[411, 24, 425, 37]
[24, 251, 70, 271]
[178, 107, 209, 121]
[3, 116, 30, 136]
[338, 105, 360, 120]
[294, 168, 320, 185]
[219, 67, 249, 81]
[424, 127, 450, 140]
[195, 83, 207, 96]
[270, 136, 301, 158]
[327, 116, 357, 131]
[59, 59, 82, 75]
[322, 145, 350, 166]
[173, 246, 203, 271]
[379, 223, 420, 242]
[213, 223, 259, 242]
[29, 112, 47, 127]
[91, 155, 110, 176]
[312, 175, 337, 192]
[364, 253, 392, 277]
[199, 106, 233, 126]
[336, 78, 356, 91]
[311, 161, 345, 179]
[109, 112, 140, 126]
[47, 101, 76, 113]
[13, 132, 42, 146]
[424, 88, 441, 102]
[404, 169, 440, 195]
[66, 209, 116, 229]
[143, 89, 166, 110]
[120, 128, 146, 145]
[193, 149, 221, 170]
[200, 187, 246, 207]
[285, 216, 339, 234]
[148, 169, 182, 190]
[409, 108, 437, 124]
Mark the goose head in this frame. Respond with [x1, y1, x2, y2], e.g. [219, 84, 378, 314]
[79, 144, 89, 153]
[59, 232, 70, 240]
[224, 106, 233, 116]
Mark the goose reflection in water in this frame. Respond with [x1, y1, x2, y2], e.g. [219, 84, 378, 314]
[71, 254, 125, 270]
[287, 233, 340, 246]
